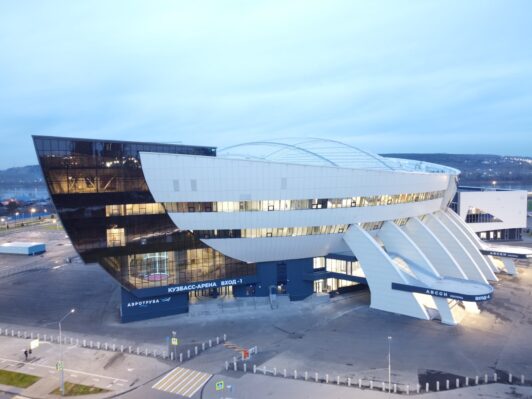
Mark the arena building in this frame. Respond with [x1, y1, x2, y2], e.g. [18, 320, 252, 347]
[33, 136, 531, 324]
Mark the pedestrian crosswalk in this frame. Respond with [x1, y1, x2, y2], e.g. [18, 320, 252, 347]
[152, 366, 211, 397]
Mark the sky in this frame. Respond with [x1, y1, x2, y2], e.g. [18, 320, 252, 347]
[0, 0, 531, 169]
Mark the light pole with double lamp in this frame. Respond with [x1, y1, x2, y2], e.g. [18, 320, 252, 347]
[58, 309, 75, 396]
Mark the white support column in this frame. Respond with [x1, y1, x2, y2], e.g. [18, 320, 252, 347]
[500, 257, 517, 275]
[423, 214, 489, 284]
[433, 297, 461, 325]
[343, 225, 430, 321]
[402, 217, 468, 280]
[462, 301, 480, 314]
[436, 211, 498, 281]
[378, 221, 441, 283]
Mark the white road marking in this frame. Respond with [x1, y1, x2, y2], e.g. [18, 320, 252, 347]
[152, 366, 211, 397]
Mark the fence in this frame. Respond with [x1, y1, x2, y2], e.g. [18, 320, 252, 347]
[224, 358, 530, 395]
[0, 327, 227, 363]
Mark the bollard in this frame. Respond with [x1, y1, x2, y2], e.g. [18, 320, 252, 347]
[358, 379, 362, 388]
[97, 341, 101, 349]
[494, 373, 497, 382]
[274, 367, 277, 376]
[171, 352, 174, 361]
[209, 339, 212, 348]
[263, 366, 266, 375]
[425, 382, 429, 392]
[44, 334, 47, 341]
[136, 347, 140, 355]
[347, 377, 351, 387]
[337, 376, 340, 385]
[475, 376, 479, 385]
[466, 377, 469, 386]
[446, 380, 449, 390]
[70, 338, 73, 345]
[305, 371, 308, 381]
[253, 364, 257, 374]
[436, 381, 440, 391]
[145, 348, 148, 356]
[394, 383, 397, 393]
[406, 385, 409, 395]
[315, 373, 318, 382]
[162, 351, 166, 359]
[83, 339, 86, 347]
[11, 330, 14, 337]
[112, 344, 116, 351]
[244, 363, 247, 373]
[521, 375, 525, 384]
[120, 345, 123, 352]
[509, 373, 513, 383]
[283, 369, 286, 378]
[202, 343, 205, 351]
[484, 374, 488, 384]
[153, 350, 157, 357]
[382, 382, 386, 391]
[104, 343, 108, 350]
[187, 349, 190, 359]
[456, 378, 460, 388]
[128, 346, 132, 354]
[233, 361, 237, 371]
[216, 336, 220, 345]
[195, 346, 198, 356]
[223, 333, 227, 341]
[370, 380, 373, 390]
[90, 340, 93, 348]
[180, 353, 183, 362]
[294, 370, 297, 380]
[17, 330, 20, 337]
[225, 361, 229, 371]
[76, 338, 79, 346]
[37, 333, 40, 340]
[326, 374, 329, 384]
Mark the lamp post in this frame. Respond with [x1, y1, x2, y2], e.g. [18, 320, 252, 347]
[30, 207, 36, 223]
[388, 336, 392, 393]
[58, 309, 75, 396]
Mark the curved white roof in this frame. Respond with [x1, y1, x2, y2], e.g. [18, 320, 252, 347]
[219, 138, 459, 174]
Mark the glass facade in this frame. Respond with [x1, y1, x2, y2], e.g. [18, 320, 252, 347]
[162, 190, 446, 213]
[33, 136, 256, 291]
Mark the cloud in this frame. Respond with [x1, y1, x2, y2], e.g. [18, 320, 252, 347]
[0, 0, 531, 168]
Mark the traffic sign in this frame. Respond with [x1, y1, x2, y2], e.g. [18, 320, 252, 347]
[56, 361, 64, 371]
[171, 337, 179, 346]
[215, 380, 224, 391]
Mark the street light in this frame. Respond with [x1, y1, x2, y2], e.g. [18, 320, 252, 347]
[30, 208, 36, 223]
[58, 309, 75, 396]
[388, 336, 392, 393]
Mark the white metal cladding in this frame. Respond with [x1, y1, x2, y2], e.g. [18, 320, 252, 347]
[457, 190, 528, 233]
[202, 235, 349, 263]
[139, 152, 452, 203]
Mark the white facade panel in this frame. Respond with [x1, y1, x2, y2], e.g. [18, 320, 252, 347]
[202, 235, 349, 263]
[457, 190, 527, 233]
[140, 152, 451, 202]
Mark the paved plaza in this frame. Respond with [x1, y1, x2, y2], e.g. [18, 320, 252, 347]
[0, 224, 532, 398]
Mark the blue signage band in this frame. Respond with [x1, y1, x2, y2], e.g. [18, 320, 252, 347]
[391, 283, 492, 302]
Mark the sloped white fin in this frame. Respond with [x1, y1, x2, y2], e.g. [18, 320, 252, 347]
[436, 211, 498, 281]
[402, 217, 468, 280]
[343, 225, 430, 320]
[423, 214, 489, 284]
